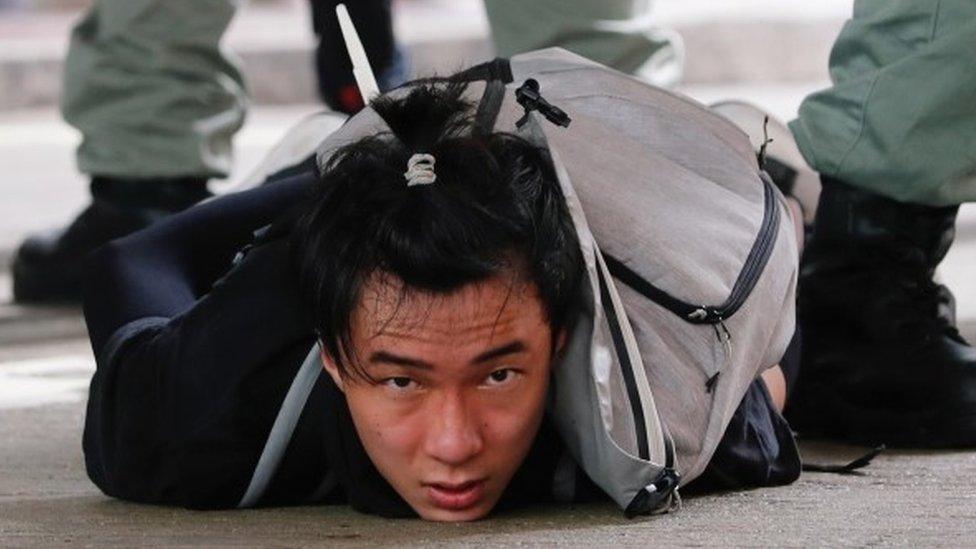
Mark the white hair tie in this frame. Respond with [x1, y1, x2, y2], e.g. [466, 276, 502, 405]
[404, 153, 436, 187]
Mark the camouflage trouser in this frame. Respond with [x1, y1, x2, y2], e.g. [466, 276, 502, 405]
[65, 0, 975, 204]
[61, 0, 246, 179]
[487, 0, 975, 206]
[790, 0, 976, 206]
[482, 0, 683, 87]
[65, 0, 675, 180]
[60, 0, 398, 181]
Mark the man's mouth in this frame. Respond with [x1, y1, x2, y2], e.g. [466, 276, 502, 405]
[424, 479, 487, 511]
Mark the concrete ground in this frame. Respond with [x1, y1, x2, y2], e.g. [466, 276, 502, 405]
[3, 396, 975, 547]
[3, 1, 976, 546]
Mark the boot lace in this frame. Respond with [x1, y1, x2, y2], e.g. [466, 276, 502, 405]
[902, 273, 967, 345]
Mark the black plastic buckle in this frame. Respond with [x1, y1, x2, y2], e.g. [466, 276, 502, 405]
[515, 79, 571, 129]
[624, 468, 680, 518]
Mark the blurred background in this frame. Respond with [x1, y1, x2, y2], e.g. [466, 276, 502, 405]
[0, 0, 848, 271]
[1, 0, 974, 399]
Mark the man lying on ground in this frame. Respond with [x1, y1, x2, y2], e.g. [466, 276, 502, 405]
[81, 77, 804, 521]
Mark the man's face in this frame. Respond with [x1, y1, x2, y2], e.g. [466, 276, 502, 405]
[321, 272, 558, 522]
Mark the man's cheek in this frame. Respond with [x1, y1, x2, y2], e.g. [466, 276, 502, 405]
[481, 400, 543, 449]
[352, 397, 422, 451]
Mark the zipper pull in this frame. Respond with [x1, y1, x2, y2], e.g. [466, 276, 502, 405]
[714, 318, 733, 358]
[705, 372, 721, 393]
[757, 114, 773, 169]
[708, 318, 733, 394]
[515, 79, 572, 129]
[687, 307, 708, 322]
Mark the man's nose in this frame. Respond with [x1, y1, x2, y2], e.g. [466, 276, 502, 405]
[424, 390, 484, 466]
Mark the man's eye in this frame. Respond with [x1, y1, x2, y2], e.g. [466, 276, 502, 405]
[383, 377, 415, 390]
[487, 369, 515, 385]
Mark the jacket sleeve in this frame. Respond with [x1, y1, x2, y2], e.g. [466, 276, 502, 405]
[81, 175, 327, 509]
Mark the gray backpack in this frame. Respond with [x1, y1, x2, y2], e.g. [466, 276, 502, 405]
[237, 48, 799, 517]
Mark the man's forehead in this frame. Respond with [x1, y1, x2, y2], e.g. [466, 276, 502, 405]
[353, 272, 544, 338]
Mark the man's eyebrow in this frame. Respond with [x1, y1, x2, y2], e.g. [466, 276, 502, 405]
[368, 351, 434, 370]
[473, 341, 527, 364]
[367, 341, 528, 369]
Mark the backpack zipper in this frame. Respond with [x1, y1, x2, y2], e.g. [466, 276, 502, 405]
[604, 173, 781, 327]
[598, 249, 678, 479]
[596, 260, 650, 461]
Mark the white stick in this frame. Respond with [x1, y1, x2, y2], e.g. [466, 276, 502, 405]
[336, 3, 381, 105]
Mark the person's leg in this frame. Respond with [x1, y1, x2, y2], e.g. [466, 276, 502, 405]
[687, 330, 803, 494]
[482, 0, 683, 86]
[11, 0, 245, 303]
[308, 0, 407, 114]
[760, 365, 786, 412]
[785, 1, 976, 447]
[789, 0, 976, 206]
[63, 0, 246, 179]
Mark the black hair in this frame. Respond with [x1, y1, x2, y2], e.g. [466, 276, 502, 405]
[291, 79, 584, 379]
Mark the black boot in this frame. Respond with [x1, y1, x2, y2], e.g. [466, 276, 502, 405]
[785, 176, 976, 448]
[11, 176, 210, 304]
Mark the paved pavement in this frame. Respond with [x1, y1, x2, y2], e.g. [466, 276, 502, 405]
[4, 397, 975, 547]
